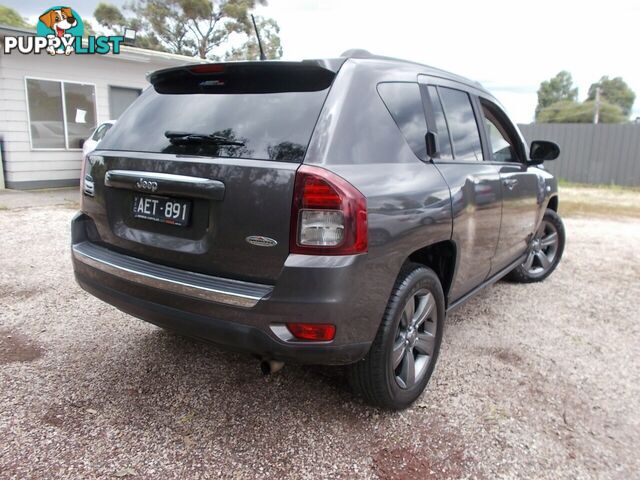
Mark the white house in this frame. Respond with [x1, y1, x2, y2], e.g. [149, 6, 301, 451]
[0, 25, 201, 190]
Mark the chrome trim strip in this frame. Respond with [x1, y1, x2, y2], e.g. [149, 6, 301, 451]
[104, 170, 225, 200]
[72, 244, 266, 308]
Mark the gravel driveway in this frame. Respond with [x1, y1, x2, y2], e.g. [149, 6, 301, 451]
[1, 200, 638, 479]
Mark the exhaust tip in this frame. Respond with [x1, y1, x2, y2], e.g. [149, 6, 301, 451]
[260, 361, 271, 375]
[260, 359, 285, 375]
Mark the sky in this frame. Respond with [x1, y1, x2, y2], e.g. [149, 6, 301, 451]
[5, 0, 639, 123]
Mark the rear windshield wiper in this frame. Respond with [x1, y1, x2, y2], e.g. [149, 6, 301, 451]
[164, 130, 245, 146]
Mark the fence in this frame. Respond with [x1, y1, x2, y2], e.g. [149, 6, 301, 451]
[517, 123, 640, 187]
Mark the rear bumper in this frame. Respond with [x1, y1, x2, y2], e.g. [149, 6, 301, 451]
[71, 213, 375, 365]
[72, 241, 271, 308]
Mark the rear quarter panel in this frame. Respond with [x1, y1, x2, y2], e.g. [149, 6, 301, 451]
[304, 59, 453, 338]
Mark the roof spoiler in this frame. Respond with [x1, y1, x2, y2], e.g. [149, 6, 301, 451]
[147, 60, 346, 95]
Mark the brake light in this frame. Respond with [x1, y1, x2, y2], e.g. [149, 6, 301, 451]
[190, 64, 225, 74]
[287, 323, 336, 341]
[290, 165, 367, 255]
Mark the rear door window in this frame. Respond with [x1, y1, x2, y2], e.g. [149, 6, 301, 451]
[98, 85, 331, 163]
[438, 87, 484, 161]
[425, 86, 453, 160]
[377, 82, 428, 161]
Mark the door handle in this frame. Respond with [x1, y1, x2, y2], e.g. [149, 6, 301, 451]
[502, 178, 518, 190]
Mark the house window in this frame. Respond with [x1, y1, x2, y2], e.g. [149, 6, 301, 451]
[109, 86, 142, 119]
[26, 78, 96, 149]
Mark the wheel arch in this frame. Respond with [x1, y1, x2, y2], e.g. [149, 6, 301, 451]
[547, 195, 559, 212]
[404, 240, 457, 305]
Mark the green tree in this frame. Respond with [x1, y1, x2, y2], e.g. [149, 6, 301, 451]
[587, 76, 636, 117]
[93, 0, 282, 60]
[82, 19, 96, 37]
[225, 16, 281, 60]
[537, 99, 625, 124]
[0, 5, 31, 28]
[535, 71, 578, 119]
[94, 2, 165, 52]
[94, 3, 127, 29]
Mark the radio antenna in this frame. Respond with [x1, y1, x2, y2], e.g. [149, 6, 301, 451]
[251, 14, 267, 61]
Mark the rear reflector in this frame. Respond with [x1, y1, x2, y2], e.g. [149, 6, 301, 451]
[286, 323, 336, 341]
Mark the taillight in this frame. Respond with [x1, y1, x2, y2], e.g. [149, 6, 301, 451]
[290, 165, 367, 255]
[287, 323, 336, 341]
[80, 156, 95, 200]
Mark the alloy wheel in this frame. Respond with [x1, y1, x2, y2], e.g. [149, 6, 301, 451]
[392, 289, 438, 389]
[522, 219, 559, 278]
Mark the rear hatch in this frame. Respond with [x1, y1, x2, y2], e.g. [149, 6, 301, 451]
[82, 61, 338, 284]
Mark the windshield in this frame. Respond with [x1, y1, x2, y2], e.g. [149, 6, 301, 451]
[98, 87, 330, 163]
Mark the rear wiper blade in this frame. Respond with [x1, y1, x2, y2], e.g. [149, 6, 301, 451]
[164, 130, 245, 146]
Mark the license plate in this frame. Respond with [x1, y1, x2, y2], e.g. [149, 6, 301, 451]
[132, 194, 191, 227]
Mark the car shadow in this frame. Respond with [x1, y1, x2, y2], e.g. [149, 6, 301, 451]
[71, 326, 378, 430]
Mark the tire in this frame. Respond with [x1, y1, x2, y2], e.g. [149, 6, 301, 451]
[506, 208, 565, 283]
[348, 263, 445, 410]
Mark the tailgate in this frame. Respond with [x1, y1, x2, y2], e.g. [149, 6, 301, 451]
[83, 152, 296, 283]
[81, 61, 337, 284]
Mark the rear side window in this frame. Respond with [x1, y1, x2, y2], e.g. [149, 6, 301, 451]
[98, 86, 330, 163]
[438, 87, 484, 161]
[377, 82, 427, 161]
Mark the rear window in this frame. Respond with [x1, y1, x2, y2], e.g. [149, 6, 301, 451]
[98, 73, 331, 163]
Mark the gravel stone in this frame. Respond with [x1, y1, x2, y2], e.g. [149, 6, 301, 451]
[1, 206, 638, 479]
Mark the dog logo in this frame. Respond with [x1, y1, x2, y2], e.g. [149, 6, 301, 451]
[37, 6, 83, 56]
[3, 6, 124, 56]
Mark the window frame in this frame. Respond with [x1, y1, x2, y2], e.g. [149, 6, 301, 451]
[24, 76, 98, 151]
[420, 84, 454, 161]
[418, 75, 489, 164]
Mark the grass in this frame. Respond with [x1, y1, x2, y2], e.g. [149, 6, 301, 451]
[558, 179, 640, 193]
[558, 182, 640, 219]
[559, 201, 640, 218]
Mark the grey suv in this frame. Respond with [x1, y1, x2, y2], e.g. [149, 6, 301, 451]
[72, 51, 565, 409]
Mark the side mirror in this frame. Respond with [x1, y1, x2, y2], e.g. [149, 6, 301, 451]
[78, 138, 85, 148]
[529, 140, 559, 164]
